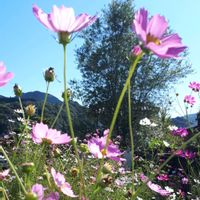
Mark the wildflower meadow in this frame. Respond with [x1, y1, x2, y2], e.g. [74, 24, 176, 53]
[0, 1, 200, 200]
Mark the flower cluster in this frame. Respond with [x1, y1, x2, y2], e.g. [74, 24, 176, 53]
[175, 149, 197, 159]
[171, 127, 189, 137]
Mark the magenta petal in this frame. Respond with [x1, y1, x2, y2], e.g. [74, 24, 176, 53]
[32, 5, 55, 31]
[133, 8, 148, 42]
[147, 14, 168, 38]
[49, 6, 75, 32]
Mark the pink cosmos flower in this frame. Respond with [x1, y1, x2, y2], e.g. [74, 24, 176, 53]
[132, 8, 186, 58]
[157, 174, 169, 181]
[31, 184, 59, 200]
[32, 123, 71, 145]
[0, 169, 9, 180]
[140, 174, 171, 196]
[0, 62, 14, 87]
[87, 129, 125, 162]
[33, 5, 97, 34]
[31, 184, 44, 200]
[172, 128, 189, 137]
[51, 167, 77, 198]
[184, 95, 196, 106]
[189, 81, 200, 92]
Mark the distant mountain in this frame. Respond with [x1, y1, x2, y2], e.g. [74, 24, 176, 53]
[0, 91, 62, 104]
[22, 91, 62, 104]
[172, 113, 198, 128]
[0, 91, 96, 137]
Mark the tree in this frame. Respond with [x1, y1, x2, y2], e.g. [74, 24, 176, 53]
[71, 0, 192, 144]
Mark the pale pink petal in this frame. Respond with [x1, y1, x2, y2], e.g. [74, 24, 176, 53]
[32, 5, 55, 31]
[61, 182, 77, 198]
[88, 141, 103, 158]
[51, 167, 65, 187]
[44, 192, 59, 200]
[147, 14, 168, 38]
[31, 184, 44, 200]
[32, 123, 48, 144]
[69, 14, 97, 32]
[52, 134, 71, 144]
[133, 8, 148, 42]
[0, 72, 14, 87]
[49, 6, 75, 32]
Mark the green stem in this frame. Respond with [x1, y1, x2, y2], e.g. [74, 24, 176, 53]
[106, 54, 143, 146]
[51, 102, 64, 128]
[128, 83, 135, 197]
[18, 97, 25, 120]
[0, 146, 27, 195]
[41, 82, 50, 122]
[63, 44, 85, 200]
[96, 54, 143, 186]
[1, 182, 9, 200]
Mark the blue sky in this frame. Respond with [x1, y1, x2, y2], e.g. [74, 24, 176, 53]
[0, 0, 199, 117]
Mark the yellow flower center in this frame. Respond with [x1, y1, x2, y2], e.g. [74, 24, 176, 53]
[146, 33, 161, 45]
[101, 149, 107, 156]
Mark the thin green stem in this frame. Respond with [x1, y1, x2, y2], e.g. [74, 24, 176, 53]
[51, 102, 64, 128]
[1, 182, 9, 200]
[41, 82, 50, 122]
[18, 97, 25, 120]
[96, 55, 143, 186]
[128, 83, 135, 197]
[0, 146, 27, 195]
[106, 54, 143, 146]
[63, 44, 85, 200]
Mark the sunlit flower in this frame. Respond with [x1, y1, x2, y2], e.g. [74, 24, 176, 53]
[33, 4, 97, 44]
[189, 81, 200, 92]
[184, 95, 196, 106]
[140, 174, 171, 196]
[32, 123, 71, 145]
[132, 8, 186, 58]
[51, 167, 77, 197]
[0, 62, 13, 87]
[87, 129, 125, 162]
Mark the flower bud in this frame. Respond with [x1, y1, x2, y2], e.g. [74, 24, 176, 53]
[102, 162, 112, 174]
[52, 148, 61, 158]
[25, 192, 38, 200]
[44, 67, 55, 82]
[80, 143, 89, 153]
[25, 104, 36, 116]
[21, 162, 35, 174]
[62, 89, 72, 100]
[13, 84, 22, 97]
[71, 167, 79, 177]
